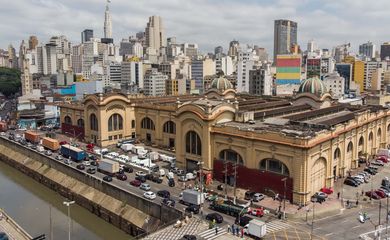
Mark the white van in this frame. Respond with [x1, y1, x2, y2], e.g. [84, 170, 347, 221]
[159, 169, 166, 177]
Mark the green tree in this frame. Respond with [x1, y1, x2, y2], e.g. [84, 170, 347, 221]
[0, 67, 21, 96]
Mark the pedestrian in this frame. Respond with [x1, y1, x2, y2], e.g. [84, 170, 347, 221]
[337, 192, 340, 199]
[232, 224, 235, 235]
[362, 190, 364, 196]
[227, 224, 231, 233]
[215, 226, 218, 235]
[347, 200, 350, 208]
[356, 200, 359, 206]
[241, 227, 244, 238]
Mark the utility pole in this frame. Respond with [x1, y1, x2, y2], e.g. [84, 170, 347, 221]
[49, 205, 53, 240]
[63, 200, 75, 240]
[379, 201, 382, 226]
[310, 196, 317, 240]
[282, 177, 287, 220]
[233, 162, 238, 204]
[224, 159, 228, 199]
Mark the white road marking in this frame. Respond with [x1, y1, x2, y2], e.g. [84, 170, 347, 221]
[325, 233, 334, 236]
[352, 225, 360, 229]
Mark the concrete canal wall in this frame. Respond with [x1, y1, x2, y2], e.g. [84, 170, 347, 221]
[0, 137, 182, 237]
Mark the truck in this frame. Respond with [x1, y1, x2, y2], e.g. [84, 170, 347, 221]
[132, 146, 144, 154]
[0, 121, 7, 132]
[41, 137, 60, 151]
[121, 143, 134, 152]
[149, 152, 159, 162]
[98, 159, 120, 176]
[60, 144, 86, 162]
[24, 131, 40, 144]
[209, 199, 247, 217]
[243, 219, 266, 238]
[179, 189, 205, 206]
[378, 148, 390, 158]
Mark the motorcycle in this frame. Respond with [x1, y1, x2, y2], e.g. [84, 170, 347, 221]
[359, 212, 370, 223]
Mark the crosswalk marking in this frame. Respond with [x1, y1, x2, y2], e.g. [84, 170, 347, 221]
[266, 220, 291, 233]
[198, 227, 227, 240]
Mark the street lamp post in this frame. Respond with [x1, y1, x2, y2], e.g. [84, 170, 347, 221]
[281, 177, 287, 220]
[386, 196, 389, 238]
[310, 196, 317, 240]
[63, 200, 75, 240]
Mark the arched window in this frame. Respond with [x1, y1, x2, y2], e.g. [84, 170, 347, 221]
[64, 116, 72, 125]
[219, 149, 243, 165]
[334, 148, 341, 160]
[131, 120, 135, 129]
[259, 158, 289, 176]
[90, 114, 98, 131]
[185, 131, 201, 155]
[369, 132, 373, 141]
[388, 124, 390, 133]
[108, 114, 123, 131]
[359, 136, 364, 146]
[163, 121, 176, 134]
[77, 119, 84, 128]
[347, 142, 353, 152]
[378, 128, 382, 138]
[141, 117, 155, 130]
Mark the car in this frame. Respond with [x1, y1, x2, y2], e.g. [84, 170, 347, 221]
[351, 177, 364, 184]
[140, 183, 151, 191]
[372, 160, 385, 166]
[59, 141, 68, 145]
[180, 235, 196, 240]
[161, 198, 175, 207]
[235, 215, 253, 227]
[84, 161, 91, 166]
[249, 207, 265, 217]
[320, 187, 334, 194]
[64, 159, 71, 165]
[121, 165, 133, 173]
[145, 173, 154, 181]
[143, 191, 156, 200]
[90, 160, 98, 166]
[177, 169, 186, 176]
[130, 179, 142, 187]
[379, 188, 390, 197]
[377, 156, 389, 163]
[178, 175, 188, 182]
[116, 173, 127, 181]
[168, 178, 175, 187]
[151, 176, 163, 184]
[86, 143, 95, 149]
[45, 150, 52, 156]
[244, 191, 255, 200]
[170, 167, 179, 174]
[366, 191, 380, 199]
[364, 168, 377, 175]
[103, 175, 113, 182]
[205, 213, 223, 223]
[312, 192, 326, 203]
[135, 175, 147, 183]
[375, 190, 386, 198]
[185, 204, 200, 214]
[76, 164, 85, 170]
[55, 155, 63, 161]
[344, 179, 359, 187]
[0, 232, 9, 240]
[157, 190, 171, 198]
[253, 193, 265, 202]
[346, 177, 361, 185]
[186, 172, 196, 180]
[86, 167, 96, 174]
[135, 171, 147, 177]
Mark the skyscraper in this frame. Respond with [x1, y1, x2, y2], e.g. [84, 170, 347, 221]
[81, 29, 94, 43]
[145, 16, 166, 51]
[104, 0, 112, 39]
[228, 40, 239, 58]
[273, 19, 298, 63]
[359, 41, 375, 59]
[28, 36, 38, 50]
[380, 42, 390, 60]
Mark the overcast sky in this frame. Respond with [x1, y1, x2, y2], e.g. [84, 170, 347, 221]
[1, 0, 389, 54]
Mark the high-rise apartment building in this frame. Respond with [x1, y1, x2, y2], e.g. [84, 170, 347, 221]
[306, 56, 321, 79]
[322, 72, 345, 97]
[145, 16, 166, 53]
[216, 56, 233, 76]
[121, 60, 143, 90]
[249, 64, 272, 96]
[275, 54, 301, 85]
[28, 36, 38, 50]
[228, 40, 239, 58]
[236, 50, 255, 92]
[214, 46, 223, 56]
[182, 43, 198, 58]
[380, 42, 390, 60]
[81, 29, 94, 43]
[359, 41, 375, 59]
[273, 19, 298, 62]
[191, 59, 204, 93]
[8, 45, 18, 69]
[104, 1, 112, 39]
[335, 63, 352, 93]
[143, 68, 167, 96]
[71, 45, 83, 74]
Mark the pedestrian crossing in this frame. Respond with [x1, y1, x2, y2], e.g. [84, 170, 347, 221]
[266, 220, 291, 233]
[198, 227, 227, 240]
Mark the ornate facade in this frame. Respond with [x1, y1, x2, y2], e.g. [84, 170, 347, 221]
[59, 77, 390, 204]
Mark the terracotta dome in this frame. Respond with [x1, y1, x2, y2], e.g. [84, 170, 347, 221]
[298, 76, 327, 97]
[210, 76, 233, 92]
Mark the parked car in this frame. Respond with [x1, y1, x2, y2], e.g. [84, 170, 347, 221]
[103, 175, 113, 182]
[253, 193, 265, 202]
[344, 179, 359, 187]
[130, 179, 142, 187]
[205, 213, 224, 223]
[249, 208, 265, 217]
[140, 183, 151, 191]
[121, 165, 133, 173]
[76, 164, 85, 170]
[365, 191, 380, 199]
[170, 167, 179, 174]
[312, 192, 326, 203]
[151, 176, 163, 184]
[176, 169, 186, 176]
[55, 155, 63, 161]
[135, 171, 147, 177]
[168, 178, 175, 187]
[185, 204, 200, 214]
[178, 175, 188, 182]
[320, 187, 334, 194]
[377, 156, 389, 163]
[116, 173, 127, 181]
[375, 190, 386, 198]
[346, 177, 361, 185]
[45, 150, 52, 156]
[86, 167, 96, 174]
[143, 191, 156, 200]
[372, 160, 385, 166]
[379, 187, 390, 197]
[364, 168, 377, 175]
[244, 191, 256, 200]
[135, 175, 147, 183]
[157, 190, 171, 198]
[59, 141, 68, 145]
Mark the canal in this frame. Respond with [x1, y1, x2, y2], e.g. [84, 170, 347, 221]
[0, 160, 132, 240]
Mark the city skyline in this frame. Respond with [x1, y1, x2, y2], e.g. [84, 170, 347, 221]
[1, 0, 389, 54]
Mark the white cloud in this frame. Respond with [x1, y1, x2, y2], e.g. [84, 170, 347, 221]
[0, 0, 388, 54]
